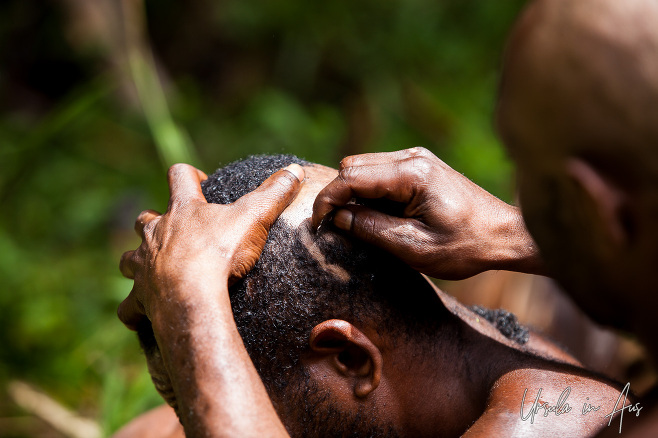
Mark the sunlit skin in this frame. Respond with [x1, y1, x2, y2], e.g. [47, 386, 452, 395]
[117, 163, 304, 438]
[115, 0, 658, 435]
[496, 0, 658, 434]
[311, 0, 658, 435]
[496, 0, 658, 337]
[310, 0, 658, 345]
[311, 147, 545, 280]
[116, 163, 625, 438]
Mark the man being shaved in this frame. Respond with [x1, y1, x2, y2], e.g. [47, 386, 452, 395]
[116, 155, 626, 438]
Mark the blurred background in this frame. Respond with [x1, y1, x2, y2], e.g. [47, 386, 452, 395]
[0, 0, 653, 437]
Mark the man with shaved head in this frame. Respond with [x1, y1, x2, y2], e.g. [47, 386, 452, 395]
[117, 156, 626, 438]
[497, 0, 658, 335]
[310, 0, 658, 435]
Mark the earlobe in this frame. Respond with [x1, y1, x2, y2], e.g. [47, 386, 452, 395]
[566, 158, 633, 247]
[309, 319, 382, 398]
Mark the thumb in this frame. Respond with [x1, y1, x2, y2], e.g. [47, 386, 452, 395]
[233, 163, 305, 229]
[332, 205, 421, 258]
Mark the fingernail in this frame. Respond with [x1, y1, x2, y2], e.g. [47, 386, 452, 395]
[333, 209, 353, 231]
[285, 163, 305, 182]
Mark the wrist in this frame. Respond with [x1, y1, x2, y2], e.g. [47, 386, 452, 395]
[149, 264, 232, 335]
[146, 279, 287, 438]
[479, 203, 546, 275]
[157, 256, 231, 298]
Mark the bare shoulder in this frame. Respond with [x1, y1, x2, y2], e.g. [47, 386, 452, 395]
[524, 328, 581, 366]
[465, 365, 634, 438]
[111, 404, 184, 438]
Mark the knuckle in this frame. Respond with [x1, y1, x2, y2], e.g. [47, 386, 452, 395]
[358, 215, 380, 241]
[274, 171, 296, 191]
[318, 193, 334, 206]
[116, 303, 127, 323]
[337, 166, 355, 185]
[400, 220, 419, 237]
[250, 211, 270, 230]
[339, 155, 356, 169]
[142, 219, 157, 237]
[415, 237, 437, 259]
[405, 146, 429, 158]
[136, 210, 150, 225]
[406, 155, 433, 182]
[167, 196, 179, 211]
[119, 250, 133, 265]
[167, 163, 186, 177]
[119, 252, 135, 278]
[167, 165, 178, 181]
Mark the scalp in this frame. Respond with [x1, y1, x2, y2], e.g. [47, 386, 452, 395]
[498, 0, 658, 178]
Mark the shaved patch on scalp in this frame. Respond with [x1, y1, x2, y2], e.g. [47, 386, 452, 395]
[196, 154, 453, 395]
[136, 154, 533, 437]
[297, 227, 351, 283]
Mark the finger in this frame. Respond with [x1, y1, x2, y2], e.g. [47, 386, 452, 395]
[120, 250, 137, 279]
[311, 161, 417, 229]
[167, 164, 208, 207]
[197, 168, 209, 181]
[117, 292, 147, 331]
[134, 209, 161, 237]
[340, 147, 431, 168]
[332, 205, 425, 259]
[233, 164, 305, 228]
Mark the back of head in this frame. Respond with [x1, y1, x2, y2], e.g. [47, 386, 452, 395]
[496, 0, 658, 329]
[498, 0, 658, 184]
[200, 155, 451, 393]
[137, 154, 530, 436]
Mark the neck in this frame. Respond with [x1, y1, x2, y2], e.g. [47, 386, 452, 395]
[393, 318, 519, 437]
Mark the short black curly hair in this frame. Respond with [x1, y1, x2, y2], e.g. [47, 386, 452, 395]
[470, 305, 529, 345]
[137, 154, 529, 425]
[198, 154, 455, 393]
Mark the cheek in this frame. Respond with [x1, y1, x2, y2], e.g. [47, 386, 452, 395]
[516, 172, 624, 320]
[145, 347, 179, 414]
[516, 160, 579, 239]
[519, 170, 604, 262]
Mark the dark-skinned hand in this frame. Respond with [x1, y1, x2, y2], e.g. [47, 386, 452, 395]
[118, 162, 306, 330]
[117, 163, 303, 438]
[312, 147, 544, 280]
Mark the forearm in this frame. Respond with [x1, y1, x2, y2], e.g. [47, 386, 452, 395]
[151, 272, 288, 438]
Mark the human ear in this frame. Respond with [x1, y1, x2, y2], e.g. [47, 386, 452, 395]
[308, 319, 382, 398]
[566, 158, 633, 247]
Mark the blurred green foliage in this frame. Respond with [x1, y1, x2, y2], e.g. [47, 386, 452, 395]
[0, 0, 525, 435]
